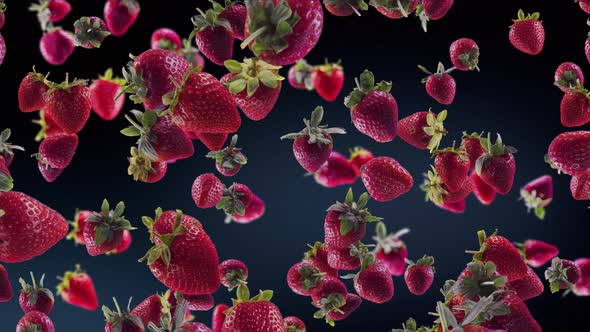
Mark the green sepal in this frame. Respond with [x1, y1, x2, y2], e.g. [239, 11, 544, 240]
[0, 128, 25, 162]
[121, 109, 159, 160]
[73, 16, 111, 48]
[223, 58, 283, 97]
[127, 146, 158, 182]
[545, 257, 575, 294]
[327, 188, 382, 236]
[0, 172, 13, 192]
[206, 134, 247, 172]
[139, 209, 187, 267]
[344, 70, 392, 108]
[514, 9, 540, 22]
[18, 272, 54, 306]
[475, 133, 517, 176]
[85, 199, 135, 246]
[280, 106, 346, 144]
[191, 7, 232, 32]
[422, 110, 448, 153]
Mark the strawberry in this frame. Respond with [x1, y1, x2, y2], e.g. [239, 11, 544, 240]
[554, 62, 584, 92]
[404, 255, 435, 295]
[214, 0, 247, 41]
[348, 146, 373, 174]
[560, 88, 590, 127]
[131, 291, 177, 326]
[73, 16, 110, 49]
[212, 304, 229, 332]
[505, 266, 544, 301]
[416, 0, 454, 32]
[324, 0, 369, 16]
[573, 258, 590, 296]
[37, 133, 78, 170]
[0, 154, 13, 192]
[462, 132, 486, 171]
[16, 311, 55, 332]
[303, 242, 339, 277]
[361, 156, 413, 202]
[310, 276, 347, 326]
[373, 222, 409, 276]
[0, 264, 12, 302]
[56, 265, 98, 310]
[37, 162, 64, 183]
[314, 151, 358, 188]
[192, 173, 224, 209]
[284, 316, 306, 331]
[509, 10, 544, 55]
[449, 38, 480, 71]
[312, 62, 344, 102]
[44, 76, 91, 134]
[397, 110, 447, 152]
[391, 318, 434, 332]
[178, 323, 212, 332]
[587, 22, 590, 64]
[287, 261, 324, 296]
[424, 168, 474, 213]
[547, 131, 590, 176]
[436, 199, 466, 214]
[475, 134, 517, 194]
[216, 183, 265, 224]
[140, 209, 221, 295]
[104, 298, 145, 332]
[88, 69, 125, 121]
[206, 134, 247, 176]
[222, 285, 285, 331]
[121, 49, 191, 111]
[351, 257, 394, 304]
[29, 0, 71, 26]
[371, 0, 419, 19]
[0, 1, 5, 30]
[344, 70, 398, 142]
[471, 172, 496, 205]
[127, 147, 168, 183]
[418, 62, 456, 105]
[18, 70, 50, 113]
[579, 0, 590, 14]
[195, 133, 228, 151]
[326, 293, 361, 322]
[19, 273, 54, 314]
[241, 0, 323, 66]
[0, 191, 68, 263]
[191, 8, 234, 66]
[327, 245, 361, 270]
[519, 175, 553, 219]
[122, 110, 195, 162]
[434, 145, 470, 192]
[545, 257, 581, 293]
[83, 199, 135, 256]
[39, 28, 75, 65]
[151, 28, 182, 53]
[478, 292, 542, 332]
[219, 259, 248, 291]
[231, 193, 265, 224]
[180, 293, 215, 311]
[33, 110, 65, 142]
[181, 39, 206, 69]
[110, 229, 132, 254]
[104, 0, 140, 37]
[516, 239, 559, 268]
[571, 170, 590, 200]
[324, 188, 382, 250]
[222, 58, 284, 121]
[281, 106, 345, 172]
[288, 59, 314, 90]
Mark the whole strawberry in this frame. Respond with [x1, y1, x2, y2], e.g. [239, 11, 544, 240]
[324, 0, 369, 16]
[344, 70, 398, 142]
[509, 10, 544, 55]
[418, 62, 456, 105]
[516, 239, 559, 268]
[506, 266, 544, 301]
[545, 257, 582, 293]
[219, 259, 248, 291]
[222, 285, 286, 332]
[0, 191, 68, 263]
[89, 69, 125, 121]
[18, 69, 50, 113]
[416, 0, 454, 32]
[44, 75, 91, 134]
[404, 255, 435, 295]
[281, 106, 345, 172]
[573, 258, 590, 296]
[348, 146, 373, 174]
[361, 156, 413, 202]
[19, 273, 54, 314]
[461, 132, 486, 171]
[191, 7, 234, 66]
[570, 170, 590, 200]
[56, 264, 98, 310]
[351, 256, 394, 303]
[481, 292, 542, 331]
[151, 27, 182, 53]
[0, 264, 12, 302]
[127, 147, 168, 183]
[214, 0, 247, 40]
[39, 28, 75, 65]
[284, 316, 306, 331]
[83, 199, 135, 256]
[314, 151, 358, 188]
[371, 0, 419, 19]
[546, 131, 590, 176]
[287, 261, 324, 296]
[206, 134, 247, 177]
[310, 276, 347, 326]
[560, 88, 590, 127]
[212, 304, 229, 332]
[73, 16, 110, 49]
[373, 222, 410, 276]
[470, 172, 496, 205]
[519, 175, 552, 220]
[326, 293, 361, 322]
[397, 110, 447, 152]
[0, 155, 13, 192]
[554, 62, 584, 92]
[475, 133, 517, 194]
[312, 62, 344, 102]
[37, 133, 78, 170]
[434, 145, 470, 192]
[192, 173, 224, 209]
[104, 0, 140, 37]
[449, 38, 480, 71]
[16, 311, 55, 332]
[288, 59, 314, 90]
[303, 242, 339, 277]
[103, 298, 145, 332]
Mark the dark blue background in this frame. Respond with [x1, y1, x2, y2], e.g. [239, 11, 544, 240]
[1, 0, 589, 330]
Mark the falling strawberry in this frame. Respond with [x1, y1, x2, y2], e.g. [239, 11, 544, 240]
[44, 75, 91, 134]
[127, 147, 168, 183]
[182, 293, 215, 311]
[39, 28, 75, 65]
[89, 69, 125, 121]
[37, 133, 78, 171]
[571, 170, 590, 200]
[73, 16, 110, 49]
[0, 32, 4, 66]
[516, 239, 559, 268]
[371, 0, 419, 19]
[349, 255, 394, 304]
[404, 255, 435, 295]
[287, 261, 324, 296]
[82, 199, 134, 256]
[132, 291, 178, 326]
[18, 69, 50, 113]
[573, 258, 590, 296]
[546, 131, 590, 176]
[361, 156, 413, 202]
[181, 39, 206, 69]
[288, 59, 314, 90]
[506, 266, 544, 301]
[312, 62, 344, 102]
[519, 175, 553, 220]
[222, 285, 286, 331]
[195, 133, 228, 151]
[0, 154, 13, 192]
[151, 28, 182, 53]
[344, 70, 398, 142]
[509, 9, 545, 55]
[449, 38, 480, 71]
[310, 275, 347, 326]
[0, 264, 12, 302]
[471, 172, 496, 205]
[314, 151, 358, 188]
[19, 272, 54, 314]
[467, 230, 528, 282]
[16, 311, 55, 332]
[206, 134, 247, 176]
[192, 173, 225, 209]
[213, 0, 247, 41]
[327, 245, 361, 270]
[33, 110, 65, 142]
[37, 162, 64, 183]
[191, 7, 234, 66]
[560, 88, 590, 128]
[56, 264, 98, 311]
[212, 304, 229, 332]
[281, 106, 346, 172]
[324, 0, 368, 16]
[554, 62, 584, 92]
[29, 0, 71, 29]
[461, 132, 486, 171]
[479, 292, 541, 331]
[372, 222, 410, 276]
[434, 145, 470, 192]
[284, 316, 306, 331]
[579, 0, 590, 14]
[219, 259, 248, 291]
[219, 183, 265, 224]
[436, 199, 466, 214]
[348, 146, 373, 174]
[418, 62, 456, 105]
[416, 0, 454, 32]
[475, 133, 517, 194]
[545, 257, 582, 293]
[303, 242, 339, 277]
[104, 0, 140, 37]
[103, 298, 145, 332]
[326, 293, 361, 322]
[397, 110, 448, 152]
[109, 229, 132, 254]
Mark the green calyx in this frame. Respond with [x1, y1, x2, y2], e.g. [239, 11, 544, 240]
[555, 71, 583, 91]
[85, 199, 134, 246]
[206, 134, 248, 172]
[128, 146, 157, 182]
[344, 70, 392, 108]
[21, 325, 43, 332]
[224, 284, 274, 315]
[44, 73, 88, 94]
[56, 264, 85, 295]
[452, 292, 510, 328]
[29, 0, 52, 32]
[453, 261, 507, 300]
[19, 272, 54, 306]
[312, 291, 346, 327]
[140, 209, 187, 267]
[216, 184, 246, 222]
[98, 68, 126, 86]
[465, 229, 498, 262]
[423, 110, 448, 153]
[298, 264, 324, 291]
[407, 255, 435, 271]
[224, 267, 249, 291]
[120, 58, 148, 104]
[420, 166, 448, 205]
[121, 110, 160, 160]
[545, 257, 574, 293]
[162, 66, 202, 114]
[459, 47, 480, 71]
[304, 241, 325, 261]
[433, 142, 467, 161]
[32, 111, 51, 142]
[223, 58, 284, 97]
[191, 7, 232, 33]
[391, 317, 432, 332]
[519, 188, 548, 220]
[148, 296, 190, 332]
[475, 133, 517, 176]
[73, 17, 111, 48]
[292, 59, 314, 90]
[369, 0, 412, 16]
[280, 106, 346, 145]
[418, 62, 455, 82]
[326, 188, 382, 236]
[325, 0, 368, 16]
[103, 298, 145, 332]
[66, 209, 83, 242]
[513, 9, 540, 22]
[0, 1, 6, 12]
[0, 171, 13, 192]
[372, 221, 409, 255]
[0, 128, 24, 161]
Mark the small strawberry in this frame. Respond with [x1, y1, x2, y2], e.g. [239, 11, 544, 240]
[475, 133, 517, 195]
[462, 132, 486, 171]
[324, 0, 368, 16]
[310, 276, 347, 326]
[219, 259, 248, 291]
[0, 155, 12, 192]
[471, 172, 496, 205]
[520, 175, 553, 220]
[37, 162, 64, 183]
[547, 131, 590, 176]
[104, 298, 145, 332]
[213, 0, 247, 41]
[505, 266, 544, 301]
[29, 0, 71, 27]
[560, 88, 590, 128]
[327, 244, 362, 270]
[371, 0, 419, 19]
[372, 222, 410, 276]
[416, 0, 454, 32]
[104, 0, 140, 37]
[18, 69, 50, 113]
[146, 299, 205, 331]
[449, 38, 480, 71]
[19, 273, 54, 314]
[312, 62, 344, 102]
[16, 311, 55, 332]
[39, 28, 75, 65]
[181, 39, 206, 69]
[361, 156, 413, 202]
[344, 70, 398, 142]
[418, 62, 456, 105]
[287, 261, 325, 296]
[516, 239, 559, 268]
[579, 0, 590, 14]
[326, 293, 361, 322]
[151, 28, 182, 53]
[348, 146, 373, 174]
[44, 75, 91, 134]
[281, 106, 346, 172]
[288, 59, 314, 90]
[303, 242, 339, 277]
[509, 10, 545, 55]
[212, 304, 229, 332]
[73, 16, 110, 49]
[0, 1, 5, 30]
[434, 145, 470, 192]
[222, 285, 286, 331]
[89, 69, 125, 121]
[570, 170, 590, 200]
[404, 255, 435, 295]
[66, 210, 93, 246]
[397, 110, 448, 152]
[110, 229, 132, 254]
[222, 58, 284, 121]
[37, 133, 78, 170]
[284, 316, 306, 331]
[436, 199, 466, 214]
[349, 255, 394, 304]
[56, 264, 98, 311]
[554, 62, 584, 92]
[182, 293, 215, 311]
[314, 151, 358, 188]
[195, 133, 228, 151]
[573, 258, 590, 296]
[0, 264, 12, 302]
[83, 199, 135, 256]
[127, 147, 168, 183]
[206, 134, 247, 176]
[545, 257, 582, 293]
[131, 290, 177, 326]
[192, 173, 224, 209]
[191, 8, 234, 66]
[216, 183, 262, 223]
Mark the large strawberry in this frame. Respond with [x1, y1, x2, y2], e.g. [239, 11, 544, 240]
[554, 62, 584, 92]
[519, 175, 552, 219]
[83, 199, 135, 256]
[280, 106, 345, 172]
[449, 38, 480, 71]
[0, 155, 13, 192]
[56, 265, 98, 310]
[404, 255, 435, 296]
[0, 264, 12, 302]
[324, 0, 368, 16]
[344, 70, 398, 142]
[314, 151, 358, 188]
[373, 222, 409, 276]
[310, 276, 347, 326]
[475, 134, 517, 194]
[560, 87, 590, 127]
[371, 0, 419, 19]
[545, 257, 581, 293]
[241, 0, 323, 66]
[478, 292, 541, 332]
[104, 0, 140, 37]
[509, 10, 544, 55]
[89, 69, 125, 121]
[73, 16, 110, 49]
[546, 131, 590, 176]
[44, 75, 91, 134]
[434, 145, 470, 192]
[191, 7, 234, 66]
[312, 62, 344, 102]
[418, 62, 456, 105]
[303, 242, 339, 277]
[103, 298, 145, 332]
[350, 255, 394, 304]
[217, 183, 265, 224]
[192, 173, 224, 209]
[471, 172, 496, 205]
[287, 261, 324, 296]
[16, 311, 55, 332]
[127, 147, 168, 183]
[212, 304, 229, 332]
[416, 0, 454, 32]
[573, 258, 590, 296]
[361, 156, 413, 202]
[19, 273, 54, 314]
[326, 293, 361, 322]
[140, 209, 220, 295]
[37, 133, 78, 170]
[505, 266, 544, 301]
[206, 134, 247, 176]
[222, 58, 283, 121]
[516, 239, 559, 268]
[222, 285, 286, 331]
[151, 28, 182, 53]
[219, 259, 249, 291]
[39, 28, 75, 65]
[0, 191, 68, 263]
[397, 110, 447, 152]
[462, 132, 486, 171]
[18, 69, 50, 113]
[571, 170, 590, 200]
[212, 0, 247, 40]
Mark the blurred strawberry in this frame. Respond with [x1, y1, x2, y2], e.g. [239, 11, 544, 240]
[17, 311, 55, 332]
[103, 298, 145, 332]
[312, 62, 344, 102]
[314, 151, 358, 188]
[516, 239, 559, 268]
[89, 69, 125, 121]
[348, 146, 373, 174]
[39, 29, 75, 65]
[520, 175, 552, 220]
[505, 266, 544, 301]
[471, 172, 496, 205]
[284, 316, 306, 331]
[373, 222, 409, 276]
[104, 0, 140, 37]
[545, 257, 581, 293]
[310, 276, 347, 326]
[74, 16, 110, 49]
[19, 272, 54, 314]
[570, 170, 590, 200]
[361, 156, 413, 202]
[56, 264, 98, 311]
[573, 258, 590, 296]
[219, 259, 248, 291]
[127, 147, 168, 183]
[397, 110, 447, 152]
[0, 264, 12, 302]
[151, 27, 182, 53]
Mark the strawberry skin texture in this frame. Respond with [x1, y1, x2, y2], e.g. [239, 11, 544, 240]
[17, 311, 55, 332]
[141, 161, 167, 183]
[19, 74, 49, 113]
[39, 29, 74, 65]
[547, 131, 590, 176]
[404, 264, 434, 295]
[112, 229, 132, 254]
[196, 27, 234, 66]
[0, 192, 68, 263]
[151, 28, 182, 52]
[523, 239, 558, 267]
[462, 137, 486, 171]
[352, 90, 398, 142]
[104, 0, 140, 37]
[192, 173, 224, 209]
[397, 112, 432, 149]
[287, 261, 324, 296]
[90, 79, 125, 121]
[479, 153, 516, 194]
[304, 243, 339, 277]
[59, 272, 98, 310]
[131, 293, 174, 326]
[292, 135, 332, 173]
[349, 148, 373, 174]
[311, 275, 347, 306]
[327, 293, 361, 321]
[442, 177, 473, 204]
[312, 67, 344, 102]
[222, 301, 286, 332]
[471, 172, 496, 205]
[0, 264, 12, 302]
[586, 36, 590, 64]
[284, 316, 306, 331]
[196, 133, 228, 151]
[151, 116, 195, 162]
[423, 0, 453, 20]
[212, 304, 229, 332]
[45, 85, 91, 134]
[571, 170, 590, 200]
[483, 292, 542, 332]
[376, 246, 407, 276]
[560, 91, 590, 127]
[354, 262, 394, 303]
[509, 19, 545, 55]
[574, 258, 590, 296]
[221, 73, 281, 121]
[324, 210, 365, 250]
[554, 62, 584, 92]
[39, 133, 78, 169]
[482, 235, 528, 282]
[184, 294, 215, 311]
[219, 3, 247, 41]
[314, 151, 358, 188]
[37, 162, 64, 183]
[449, 38, 479, 71]
[361, 156, 413, 202]
[506, 266, 543, 301]
[327, 247, 361, 270]
[435, 152, 470, 192]
[219, 259, 248, 289]
[426, 73, 456, 105]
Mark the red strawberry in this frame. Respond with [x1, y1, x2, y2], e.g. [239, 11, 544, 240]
[327, 245, 361, 270]
[90, 69, 125, 121]
[287, 261, 324, 296]
[222, 58, 283, 121]
[104, 0, 140, 37]
[372, 0, 419, 18]
[480, 292, 542, 332]
[348, 146, 373, 174]
[509, 10, 544, 55]
[127, 147, 168, 183]
[560, 88, 590, 127]
[397, 110, 447, 152]
[38, 133, 78, 169]
[232, 193, 265, 224]
[573, 257, 590, 296]
[83, 199, 134, 256]
[151, 27, 182, 53]
[110, 229, 132, 254]
[462, 132, 486, 171]
[547, 131, 590, 176]
[131, 291, 177, 326]
[324, 188, 382, 250]
[140, 209, 221, 295]
[475, 134, 517, 194]
[195, 133, 228, 151]
[579, 0, 590, 14]
[56, 265, 98, 310]
[222, 285, 285, 332]
[449, 38, 480, 71]
[192, 173, 224, 209]
[344, 70, 398, 142]
[0, 32, 3, 65]
[545, 257, 581, 293]
[44, 76, 91, 134]
[416, 0, 454, 32]
[216, 183, 265, 224]
[505, 266, 544, 301]
[326, 293, 361, 322]
[404, 255, 435, 295]
[0, 264, 12, 302]
[37, 162, 64, 183]
[284, 316, 306, 331]
[0, 192, 68, 262]
[310, 276, 347, 326]
[182, 293, 215, 311]
[314, 151, 358, 188]
[288, 59, 313, 90]
[39, 28, 75, 65]
[281, 106, 345, 172]
[303, 242, 339, 277]
[29, 0, 71, 26]
[219, 259, 248, 291]
[361, 156, 413, 202]
[19, 273, 54, 314]
[424, 169, 474, 213]
[586, 23, 590, 64]
[212, 304, 229, 332]
[181, 39, 206, 70]
[0, 154, 13, 192]
[216, 1, 248, 41]
[242, 0, 323, 66]
[434, 145, 470, 192]
[206, 134, 247, 177]
[436, 199, 466, 214]
[471, 172, 496, 205]
[18, 70, 50, 113]
[33, 110, 65, 142]
[0, 2, 6, 30]
[16, 311, 55, 332]
[373, 222, 409, 276]
[73, 16, 110, 49]
[516, 239, 559, 268]
[418, 62, 456, 105]
[571, 170, 590, 200]
[312, 62, 344, 102]
[352, 259, 394, 304]
[104, 298, 145, 332]
[66, 210, 92, 245]
[191, 8, 234, 66]
[520, 175, 552, 219]
[554, 62, 584, 92]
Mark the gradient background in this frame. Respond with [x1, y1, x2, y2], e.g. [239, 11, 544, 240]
[1, 0, 589, 331]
